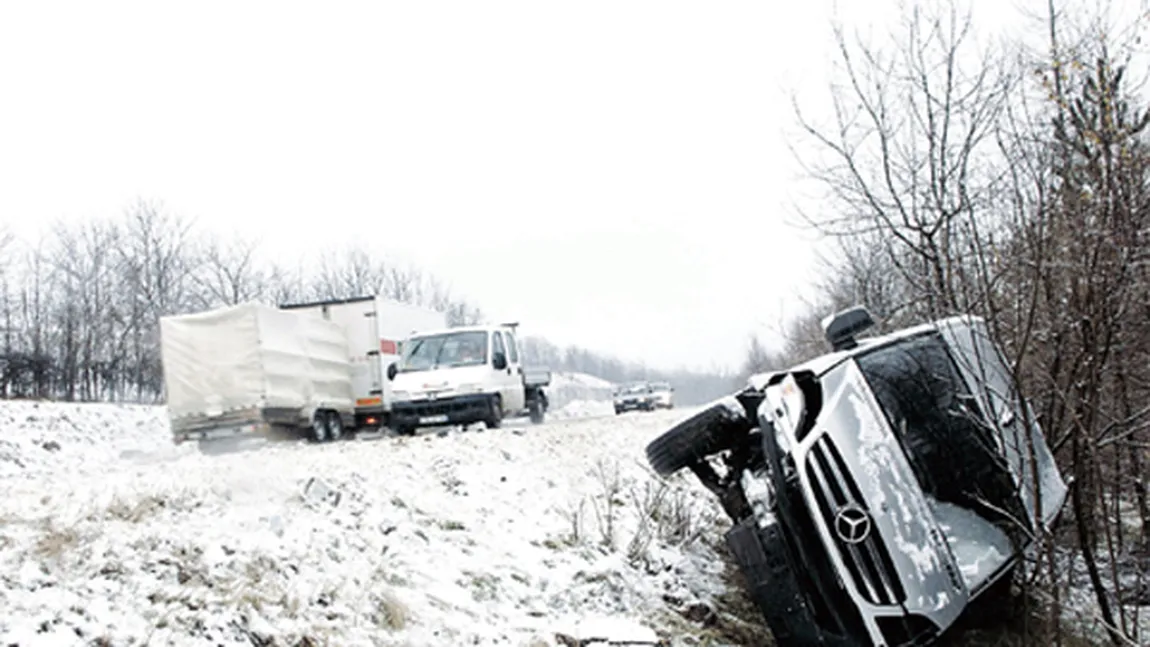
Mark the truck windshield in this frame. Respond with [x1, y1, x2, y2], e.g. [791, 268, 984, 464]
[399, 331, 489, 372]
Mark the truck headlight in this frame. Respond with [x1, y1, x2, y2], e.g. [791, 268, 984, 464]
[456, 384, 484, 394]
[392, 390, 411, 400]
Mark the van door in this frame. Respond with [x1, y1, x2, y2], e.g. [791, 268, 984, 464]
[491, 331, 524, 413]
[504, 330, 526, 410]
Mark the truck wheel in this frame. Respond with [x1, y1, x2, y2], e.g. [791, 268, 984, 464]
[528, 397, 545, 424]
[309, 413, 329, 443]
[645, 397, 752, 477]
[325, 411, 344, 441]
[485, 395, 503, 429]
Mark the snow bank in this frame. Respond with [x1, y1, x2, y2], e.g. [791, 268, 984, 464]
[551, 399, 616, 420]
[0, 400, 194, 482]
[0, 401, 729, 646]
[545, 372, 616, 419]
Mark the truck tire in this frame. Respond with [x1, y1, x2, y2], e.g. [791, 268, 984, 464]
[326, 411, 344, 441]
[485, 395, 503, 429]
[645, 398, 751, 477]
[309, 413, 329, 443]
[528, 397, 545, 424]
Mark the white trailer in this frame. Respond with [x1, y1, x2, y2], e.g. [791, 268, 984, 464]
[160, 301, 356, 448]
[279, 295, 448, 429]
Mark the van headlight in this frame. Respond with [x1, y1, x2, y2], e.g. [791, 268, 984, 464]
[392, 390, 411, 400]
[765, 374, 806, 443]
[456, 384, 485, 394]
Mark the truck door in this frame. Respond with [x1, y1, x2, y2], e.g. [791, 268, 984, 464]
[491, 331, 525, 413]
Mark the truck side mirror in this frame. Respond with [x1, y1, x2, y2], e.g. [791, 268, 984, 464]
[387, 363, 398, 381]
[492, 352, 508, 371]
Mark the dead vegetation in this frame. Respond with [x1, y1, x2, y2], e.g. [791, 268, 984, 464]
[34, 520, 80, 559]
[371, 590, 410, 630]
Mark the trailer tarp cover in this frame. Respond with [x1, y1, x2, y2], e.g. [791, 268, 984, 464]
[160, 302, 354, 421]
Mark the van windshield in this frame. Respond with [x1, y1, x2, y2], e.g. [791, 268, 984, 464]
[853, 332, 1024, 528]
[399, 331, 488, 372]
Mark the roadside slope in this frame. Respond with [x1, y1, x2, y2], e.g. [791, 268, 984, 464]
[0, 402, 729, 646]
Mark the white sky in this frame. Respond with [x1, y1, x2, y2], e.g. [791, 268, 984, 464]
[0, 0, 1080, 372]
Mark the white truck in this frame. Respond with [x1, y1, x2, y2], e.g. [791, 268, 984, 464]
[384, 322, 551, 434]
[279, 295, 447, 430]
[160, 301, 357, 449]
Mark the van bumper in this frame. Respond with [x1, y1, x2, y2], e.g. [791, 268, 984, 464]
[391, 394, 492, 428]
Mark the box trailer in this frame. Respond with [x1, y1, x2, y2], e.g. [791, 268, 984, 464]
[160, 301, 356, 447]
[279, 295, 448, 429]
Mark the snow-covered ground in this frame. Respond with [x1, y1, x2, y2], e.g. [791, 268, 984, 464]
[0, 400, 731, 646]
[4, 398, 1140, 646]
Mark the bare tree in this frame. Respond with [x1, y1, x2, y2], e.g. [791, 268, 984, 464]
[193, 233, 275, 308]
[792, 0, 1016, 320]
[117, 199, 199, 401]
[788, 0, 1150, 642]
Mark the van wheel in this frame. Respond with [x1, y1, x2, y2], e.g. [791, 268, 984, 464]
[326, 411, 344, 441]
[645, 397, 752, 477]
[485, 395, 503, 429]
[309, 413, 329, 443]
[528, 397, 545, 424]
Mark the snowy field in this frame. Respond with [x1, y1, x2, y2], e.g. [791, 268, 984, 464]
[0, 399, 734, 646]
[2, 395, 1140, 646]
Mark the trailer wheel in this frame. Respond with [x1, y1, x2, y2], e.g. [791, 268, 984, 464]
[326, 411, 344, 441]
[309, 413, 329, 443]
[485, 395, 503, 429]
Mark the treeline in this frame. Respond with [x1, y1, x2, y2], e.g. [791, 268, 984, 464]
[0, 200, 484, 403]
[519, 336, 734, 406]
[746, 1, 1148, 641]
[0, 201, 734, 409]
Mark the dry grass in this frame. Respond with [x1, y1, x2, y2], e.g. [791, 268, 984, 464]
[104, 493, 168, 523]
[34, 521, 80, 559]
[373, 590, 409, 630]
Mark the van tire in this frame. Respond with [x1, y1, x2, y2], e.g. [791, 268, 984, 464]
[645, 398, 751, 477]
[485, 395, 503, 429]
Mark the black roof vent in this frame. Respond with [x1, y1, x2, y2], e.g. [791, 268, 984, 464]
[822, 306, 875, 351]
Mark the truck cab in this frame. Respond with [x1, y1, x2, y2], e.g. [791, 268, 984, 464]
[385, 323, 550, 434]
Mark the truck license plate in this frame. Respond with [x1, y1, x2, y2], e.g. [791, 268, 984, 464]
[420, 414, 449, 424]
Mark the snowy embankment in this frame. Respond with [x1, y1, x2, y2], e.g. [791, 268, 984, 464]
[0, 400, 735, 646]
[545, 372, 617, 420]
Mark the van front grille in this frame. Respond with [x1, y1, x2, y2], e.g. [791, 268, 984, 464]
[805, 433, 906, 606]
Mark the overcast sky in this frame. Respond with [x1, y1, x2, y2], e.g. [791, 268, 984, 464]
[0, 1, 1057, 372]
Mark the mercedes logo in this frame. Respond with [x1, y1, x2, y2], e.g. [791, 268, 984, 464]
[834, 504, 872, 544]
